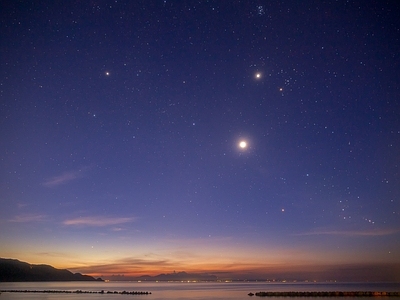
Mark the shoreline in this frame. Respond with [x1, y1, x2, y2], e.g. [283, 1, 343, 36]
[0, 289, 151, 295]
[249, 291, 400, 297]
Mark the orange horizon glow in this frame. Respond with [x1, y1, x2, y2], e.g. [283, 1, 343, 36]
[70, 261, 400, 283]
[2, 224, 399, 282]
[2, 252, 399, 282]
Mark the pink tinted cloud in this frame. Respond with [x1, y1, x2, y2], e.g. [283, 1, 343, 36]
[42, 169, 85, 187]
[63, 216, 135, 227]
[9, 214, 47, 223]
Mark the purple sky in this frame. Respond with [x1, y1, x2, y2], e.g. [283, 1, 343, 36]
[1, 0, 399, 282]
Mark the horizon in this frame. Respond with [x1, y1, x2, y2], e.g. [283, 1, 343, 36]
[3, 257, 400, 283]
[1, 1, 399, 284]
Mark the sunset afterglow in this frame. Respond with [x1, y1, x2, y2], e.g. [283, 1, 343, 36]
[1, 1, 399, 283]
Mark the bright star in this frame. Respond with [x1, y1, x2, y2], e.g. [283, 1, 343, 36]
[239, 141, 247, 149]
[255, 73, 262, 79]
[105, 71, 110, 76]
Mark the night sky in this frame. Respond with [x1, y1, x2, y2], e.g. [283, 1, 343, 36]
[1, 1, 399, 282]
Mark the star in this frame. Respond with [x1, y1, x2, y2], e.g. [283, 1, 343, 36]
[255, 72, 262, 79]
[105, 71, 110, 76]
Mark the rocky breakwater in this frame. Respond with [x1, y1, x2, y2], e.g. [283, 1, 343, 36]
[0, 289, 151, 295]
[248, 291, 400, 297]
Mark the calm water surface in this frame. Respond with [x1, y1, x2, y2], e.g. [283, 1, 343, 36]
[0, 282, 399, 300]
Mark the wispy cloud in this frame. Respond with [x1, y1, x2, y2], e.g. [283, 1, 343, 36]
[9, 214, 47, 223]
[17, 203, 29, 209]
[295, 228, 400, 237]
[112, 227, 124, 232]
[36, 251, 72, 258]
[43, 168, 87, 187]
[63, 216, 135, 227]
[68, 257, 176, 275]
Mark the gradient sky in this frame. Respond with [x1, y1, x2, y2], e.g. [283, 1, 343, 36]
[1, 1, 399, 282]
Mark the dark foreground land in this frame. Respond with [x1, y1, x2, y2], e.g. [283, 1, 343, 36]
[0, 290, 151, 295]
[249, 291, 400, 297]
[0, 258, 102, 282]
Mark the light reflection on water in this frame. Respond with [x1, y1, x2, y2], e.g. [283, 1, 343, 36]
[0, 282, 399, 300]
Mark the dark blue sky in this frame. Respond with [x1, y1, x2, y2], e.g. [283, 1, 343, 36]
[1, 1, 399, 281]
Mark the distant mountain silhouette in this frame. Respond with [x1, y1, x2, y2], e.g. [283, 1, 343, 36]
[0, 258, 103, 282]
[149, 271, 217, 281]
[108, 271, 217, 281]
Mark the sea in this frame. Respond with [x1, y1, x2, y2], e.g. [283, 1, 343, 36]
[0, 282, 399, 300]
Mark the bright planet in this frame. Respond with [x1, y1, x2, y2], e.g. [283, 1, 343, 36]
[239, 141, 247, 148]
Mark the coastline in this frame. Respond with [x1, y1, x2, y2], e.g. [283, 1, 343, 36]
[1, 281, 399, 299]
[249, 291, 400, 297]
[0, 289, 151, 295]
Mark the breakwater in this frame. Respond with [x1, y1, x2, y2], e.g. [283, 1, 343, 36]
[0, 289, 151, 295]
[248, 291, 400, 297]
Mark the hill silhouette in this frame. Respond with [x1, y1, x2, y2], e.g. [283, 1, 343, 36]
[0, 258, 103, 282]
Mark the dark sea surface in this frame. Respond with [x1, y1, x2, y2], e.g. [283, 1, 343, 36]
[0, 282, 399, 300]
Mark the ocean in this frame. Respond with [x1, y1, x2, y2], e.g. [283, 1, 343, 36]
[0, 282, 399, 300]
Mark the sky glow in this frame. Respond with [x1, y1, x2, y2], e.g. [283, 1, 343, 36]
[0, 1, 399, 282]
